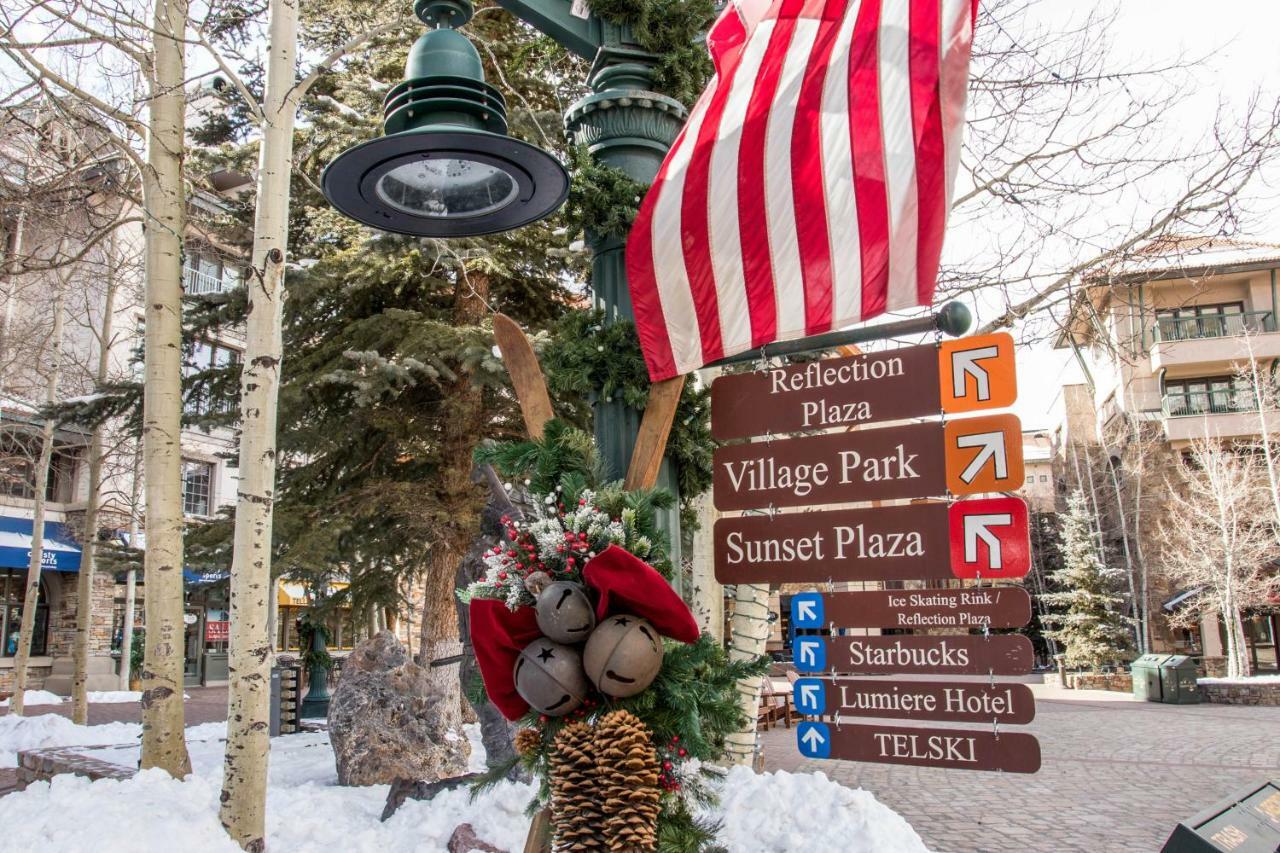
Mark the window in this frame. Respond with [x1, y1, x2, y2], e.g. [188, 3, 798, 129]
[1164, 376, 1251, 417]
[1154, 302, 1249, 341]
[182, 253, 244, 295]
[1039, 475, 1048, 483]
[184, 340, 241, 417]
[182, 460, 214, 517]
[1025, 476, 1033, 484]
[0, 433, 80, 503]
[1, 569, 49, 657]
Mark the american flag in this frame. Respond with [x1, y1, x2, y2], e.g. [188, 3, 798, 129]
[626, 0, 980, 381]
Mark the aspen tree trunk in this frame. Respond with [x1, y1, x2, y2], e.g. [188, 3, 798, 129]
[139, 0, 192, 778]
[72, 235, 120, 723]
[1244, 339, 1280, 537]
[119, 444, 142, 690]
[723, 582, 770, 767]
[9, 280, 66, 716]
[219, 0, 298, 844]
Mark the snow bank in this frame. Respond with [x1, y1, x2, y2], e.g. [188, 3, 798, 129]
[0, 718, 926, 853]
[0, 714, 140, 768]
[711, 766, 928, 852]
[1199, 675, 1280, 685]
[84, 691, 143, 704]
[0, 690, 65, 707]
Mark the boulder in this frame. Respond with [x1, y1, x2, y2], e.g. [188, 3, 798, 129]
[328, 631, 470, 786]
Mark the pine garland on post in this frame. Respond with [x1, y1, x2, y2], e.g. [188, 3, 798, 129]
[1039, 490, 1135, 670]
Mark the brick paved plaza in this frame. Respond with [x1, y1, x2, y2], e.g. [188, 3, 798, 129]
[762, 683, 1280, 852]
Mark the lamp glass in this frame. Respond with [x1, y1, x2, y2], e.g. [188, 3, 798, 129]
[374, 157, 519, 219]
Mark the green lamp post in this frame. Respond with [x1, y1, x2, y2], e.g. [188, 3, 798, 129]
[324, 0, 689, 551]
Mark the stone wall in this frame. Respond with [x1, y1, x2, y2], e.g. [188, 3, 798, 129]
[1067, 672, 1133, 692]
[1198, 681, 1280, 706]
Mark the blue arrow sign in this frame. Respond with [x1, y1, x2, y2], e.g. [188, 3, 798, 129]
[793, 678, 826, 716]
[794, 637, 826, 673]
[797, 721, 831, 759]
[791, 592, 823, 629]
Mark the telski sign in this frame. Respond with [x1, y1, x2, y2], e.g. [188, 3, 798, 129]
[796, 720, 1042, 774]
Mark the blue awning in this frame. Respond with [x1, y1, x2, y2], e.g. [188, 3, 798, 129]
[0, 516, 81, 572]
[183, 568, 230, 585]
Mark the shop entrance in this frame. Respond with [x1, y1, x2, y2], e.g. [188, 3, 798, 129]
[183, 608, 202, 686]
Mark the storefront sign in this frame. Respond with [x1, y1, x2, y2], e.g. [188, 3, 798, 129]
[792, 677, 1036, 724]
[713, 497, 1030, 584]
[710, 333, 1017, 440]
[712, 414, 1023, 511]
[205, 620, 230, 642]
[795, 720, 1041, 773]
[793, 634, 1035, 676]
[790, 587, 1032, 631]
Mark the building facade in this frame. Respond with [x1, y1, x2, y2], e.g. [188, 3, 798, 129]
[1051, 237, 1280, 673]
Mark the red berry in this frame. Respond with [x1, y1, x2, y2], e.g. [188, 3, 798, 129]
[567, 557, 576, 566]
[662, 761, 672, 770]
[672, 736, 680, 743]
[678, 748, 687, 757]
[498, 572, 507, 580]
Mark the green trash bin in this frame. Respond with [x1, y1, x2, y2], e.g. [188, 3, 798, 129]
[1131, 654, 1169, 702]
[1159, 655, 1201, 704]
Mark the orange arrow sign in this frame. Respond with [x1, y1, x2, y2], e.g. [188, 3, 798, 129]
[943, 413, 1024, 495]
[939, 333, 1017, 413]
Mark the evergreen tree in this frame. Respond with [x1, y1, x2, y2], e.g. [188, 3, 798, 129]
[1039, 490, 1134, 669]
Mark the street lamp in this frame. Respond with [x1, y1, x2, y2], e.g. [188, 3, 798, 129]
[321, 0, 569, 238]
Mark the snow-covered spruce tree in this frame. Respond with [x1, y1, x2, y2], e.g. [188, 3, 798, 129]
[1039, 490, 1134, 670]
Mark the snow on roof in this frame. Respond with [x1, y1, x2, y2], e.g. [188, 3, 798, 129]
[1105, 236, 1280, 279]
[0, 392, 40, 415]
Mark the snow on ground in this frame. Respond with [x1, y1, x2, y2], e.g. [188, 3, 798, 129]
[0, 714, 140, 768]
[1200, 675, 1280, 685]
[84, 691, 143, 704]
[0, 690, 65, 707]
[0, 715, 927, 852]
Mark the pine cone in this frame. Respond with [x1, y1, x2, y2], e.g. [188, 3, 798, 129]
[593, 710, 661, 852]
[514, 728, 542, 757]
[550, 722, 605, 851]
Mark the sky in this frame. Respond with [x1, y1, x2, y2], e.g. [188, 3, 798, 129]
[1000, 0, 1280, 429]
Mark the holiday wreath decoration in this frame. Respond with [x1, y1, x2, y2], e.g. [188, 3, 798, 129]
[469, 314, 767, 850]
[461, 429, 769, 850]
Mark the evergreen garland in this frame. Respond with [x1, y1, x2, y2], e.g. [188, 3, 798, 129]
[540, 310, 714, 506]
[585, 0, 717, 104]
[564, 146, 648, 243]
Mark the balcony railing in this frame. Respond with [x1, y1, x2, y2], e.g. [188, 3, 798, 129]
[1151, 311, 1273, 343]
[1163, 390, 1258, 418]
[183, 265, 234, 295]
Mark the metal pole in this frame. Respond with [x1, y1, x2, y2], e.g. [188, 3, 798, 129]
[707, 300, 973, 368]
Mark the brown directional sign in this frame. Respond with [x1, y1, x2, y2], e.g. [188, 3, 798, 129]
[814, 634, 1035, 676]
[796, 677, 1036, 725]
[714, 502, 951, 583]
[712, 414, 1023, 511]
[797, 587, 1033, 630]
[796, 721, 1041, 773]
[713, 497, 1031, 584]
[711, 332, 1018, 440]
[712, 344, 938, 440]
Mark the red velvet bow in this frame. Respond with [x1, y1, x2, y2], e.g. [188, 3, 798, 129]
[469, 545, 700, 720]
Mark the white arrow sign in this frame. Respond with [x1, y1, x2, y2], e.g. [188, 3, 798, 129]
[795, 599, 818, 622]
[801, 726, 826, 751]
[956, 431, 1008, 484]
[797, 683, 821, 710]
[798, 640, 820, 667]
[952, 345, 1000, 401]
[963, 513, 1013, 569]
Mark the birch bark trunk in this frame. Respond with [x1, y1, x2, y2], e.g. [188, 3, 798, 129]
[9, 277, 66, 716]
[723, 582, 770, 767]
[119, 444, 142, 689]
[72, 232, 119, 723]
[219, 0, 298, 844]
[139, 0, 192, 778]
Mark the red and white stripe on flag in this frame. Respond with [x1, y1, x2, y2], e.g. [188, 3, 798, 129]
[625, 0, 980, 381]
